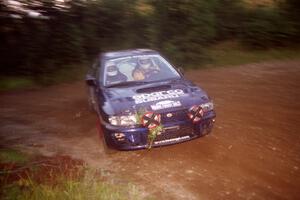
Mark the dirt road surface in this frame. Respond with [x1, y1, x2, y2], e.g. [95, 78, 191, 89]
[1, 60, 300, 199]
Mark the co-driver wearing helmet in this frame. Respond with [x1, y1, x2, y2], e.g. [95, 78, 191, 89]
[105, 61, 127, 85]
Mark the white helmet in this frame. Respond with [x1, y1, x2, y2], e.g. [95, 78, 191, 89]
[106, 61, 118, 76]
[138, 57, 151, 69]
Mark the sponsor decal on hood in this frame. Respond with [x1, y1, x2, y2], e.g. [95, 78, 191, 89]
[150, 100, 182, 111]
[132, 89, 185, 104]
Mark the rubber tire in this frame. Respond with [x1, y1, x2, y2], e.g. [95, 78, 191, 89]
[97, 119, 117, 155]
[87, 86, 98, 113]
[203, 120, 214, 136]
[101, 132, 117, 155]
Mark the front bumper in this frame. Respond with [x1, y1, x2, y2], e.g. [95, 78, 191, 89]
[101, 111, 216, 150]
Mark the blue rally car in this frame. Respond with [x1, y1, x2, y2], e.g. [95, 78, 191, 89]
[86, 49, 216, 150]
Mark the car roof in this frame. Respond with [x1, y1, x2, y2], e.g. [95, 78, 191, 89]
[101, 49, 159, 60]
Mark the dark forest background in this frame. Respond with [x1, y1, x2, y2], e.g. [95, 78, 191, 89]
[1, 0, 300, 84]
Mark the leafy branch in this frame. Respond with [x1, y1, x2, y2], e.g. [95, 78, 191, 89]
[135, 109, 163, 149]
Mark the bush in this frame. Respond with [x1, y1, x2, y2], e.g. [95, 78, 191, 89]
[214, 0, 245, 40]
[1, 0, 300, 79]
[240, 7, 293, 48]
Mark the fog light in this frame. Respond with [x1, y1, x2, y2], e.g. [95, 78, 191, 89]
[114, 133, 125, 141]
[188, 105, 204, 123]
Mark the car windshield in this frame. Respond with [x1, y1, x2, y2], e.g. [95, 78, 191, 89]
[103, 55, 181, 87]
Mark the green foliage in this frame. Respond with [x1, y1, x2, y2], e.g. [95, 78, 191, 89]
[214, 0, 245, 40]
[240, 6, 293, 48]
[2, 177, 141, 200]
[147, 125, 163, 149]
[278, 0, 300, 43]
[0, 77, 36, 91]
[0, 149, 30, 164]
[135, 109, 163, 149]
[151, 0, 217, 66]
[1, 0, 300, 83]
[0, 149, 145, 200]
[206, 41, 300, 67]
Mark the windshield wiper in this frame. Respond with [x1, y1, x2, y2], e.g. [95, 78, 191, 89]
[106, 81, 150, 88]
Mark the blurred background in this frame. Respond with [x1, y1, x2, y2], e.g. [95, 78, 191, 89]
[1, 0, 300, 88]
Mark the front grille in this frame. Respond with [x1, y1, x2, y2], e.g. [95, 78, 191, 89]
[155, 125, 193, 142]
[161, 109, 189, 123]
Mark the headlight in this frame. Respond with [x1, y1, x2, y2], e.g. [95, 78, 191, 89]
[109, 114, 137, 126]
[200, 102, 214, 112]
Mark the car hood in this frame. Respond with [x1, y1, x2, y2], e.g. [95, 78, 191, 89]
[101, 78, 210, 115]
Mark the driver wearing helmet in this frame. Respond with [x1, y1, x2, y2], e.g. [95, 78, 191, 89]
[106, 61, 127, 85]
[132, 57, 159, 81]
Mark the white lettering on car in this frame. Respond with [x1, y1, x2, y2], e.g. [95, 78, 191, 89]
[151, 100, 182, 111]
[133, 89, 185, 104]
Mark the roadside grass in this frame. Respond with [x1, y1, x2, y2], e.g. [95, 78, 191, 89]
[204, 41, 300, 68]
[35, 64, 87, 86]
[0, 149, 147, 200]
[0, 77, 37, 92]
[2, 174, 142, 200]
[0, 65, 87, 92]
[0, 149, 30, 164]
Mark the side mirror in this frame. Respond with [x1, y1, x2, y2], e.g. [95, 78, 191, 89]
[86, 77, 96, 86]
[177, 67, 185, 76]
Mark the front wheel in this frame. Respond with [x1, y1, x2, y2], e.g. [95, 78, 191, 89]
[202, 119, 215, 136]
[102, 133, 117, 155]
[96, 118, 117, 155]
[87, 86, 98, 113]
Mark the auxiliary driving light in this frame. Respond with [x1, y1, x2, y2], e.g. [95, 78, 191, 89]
[188, 105, 204, 123]
[114, 133, 125, 141]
